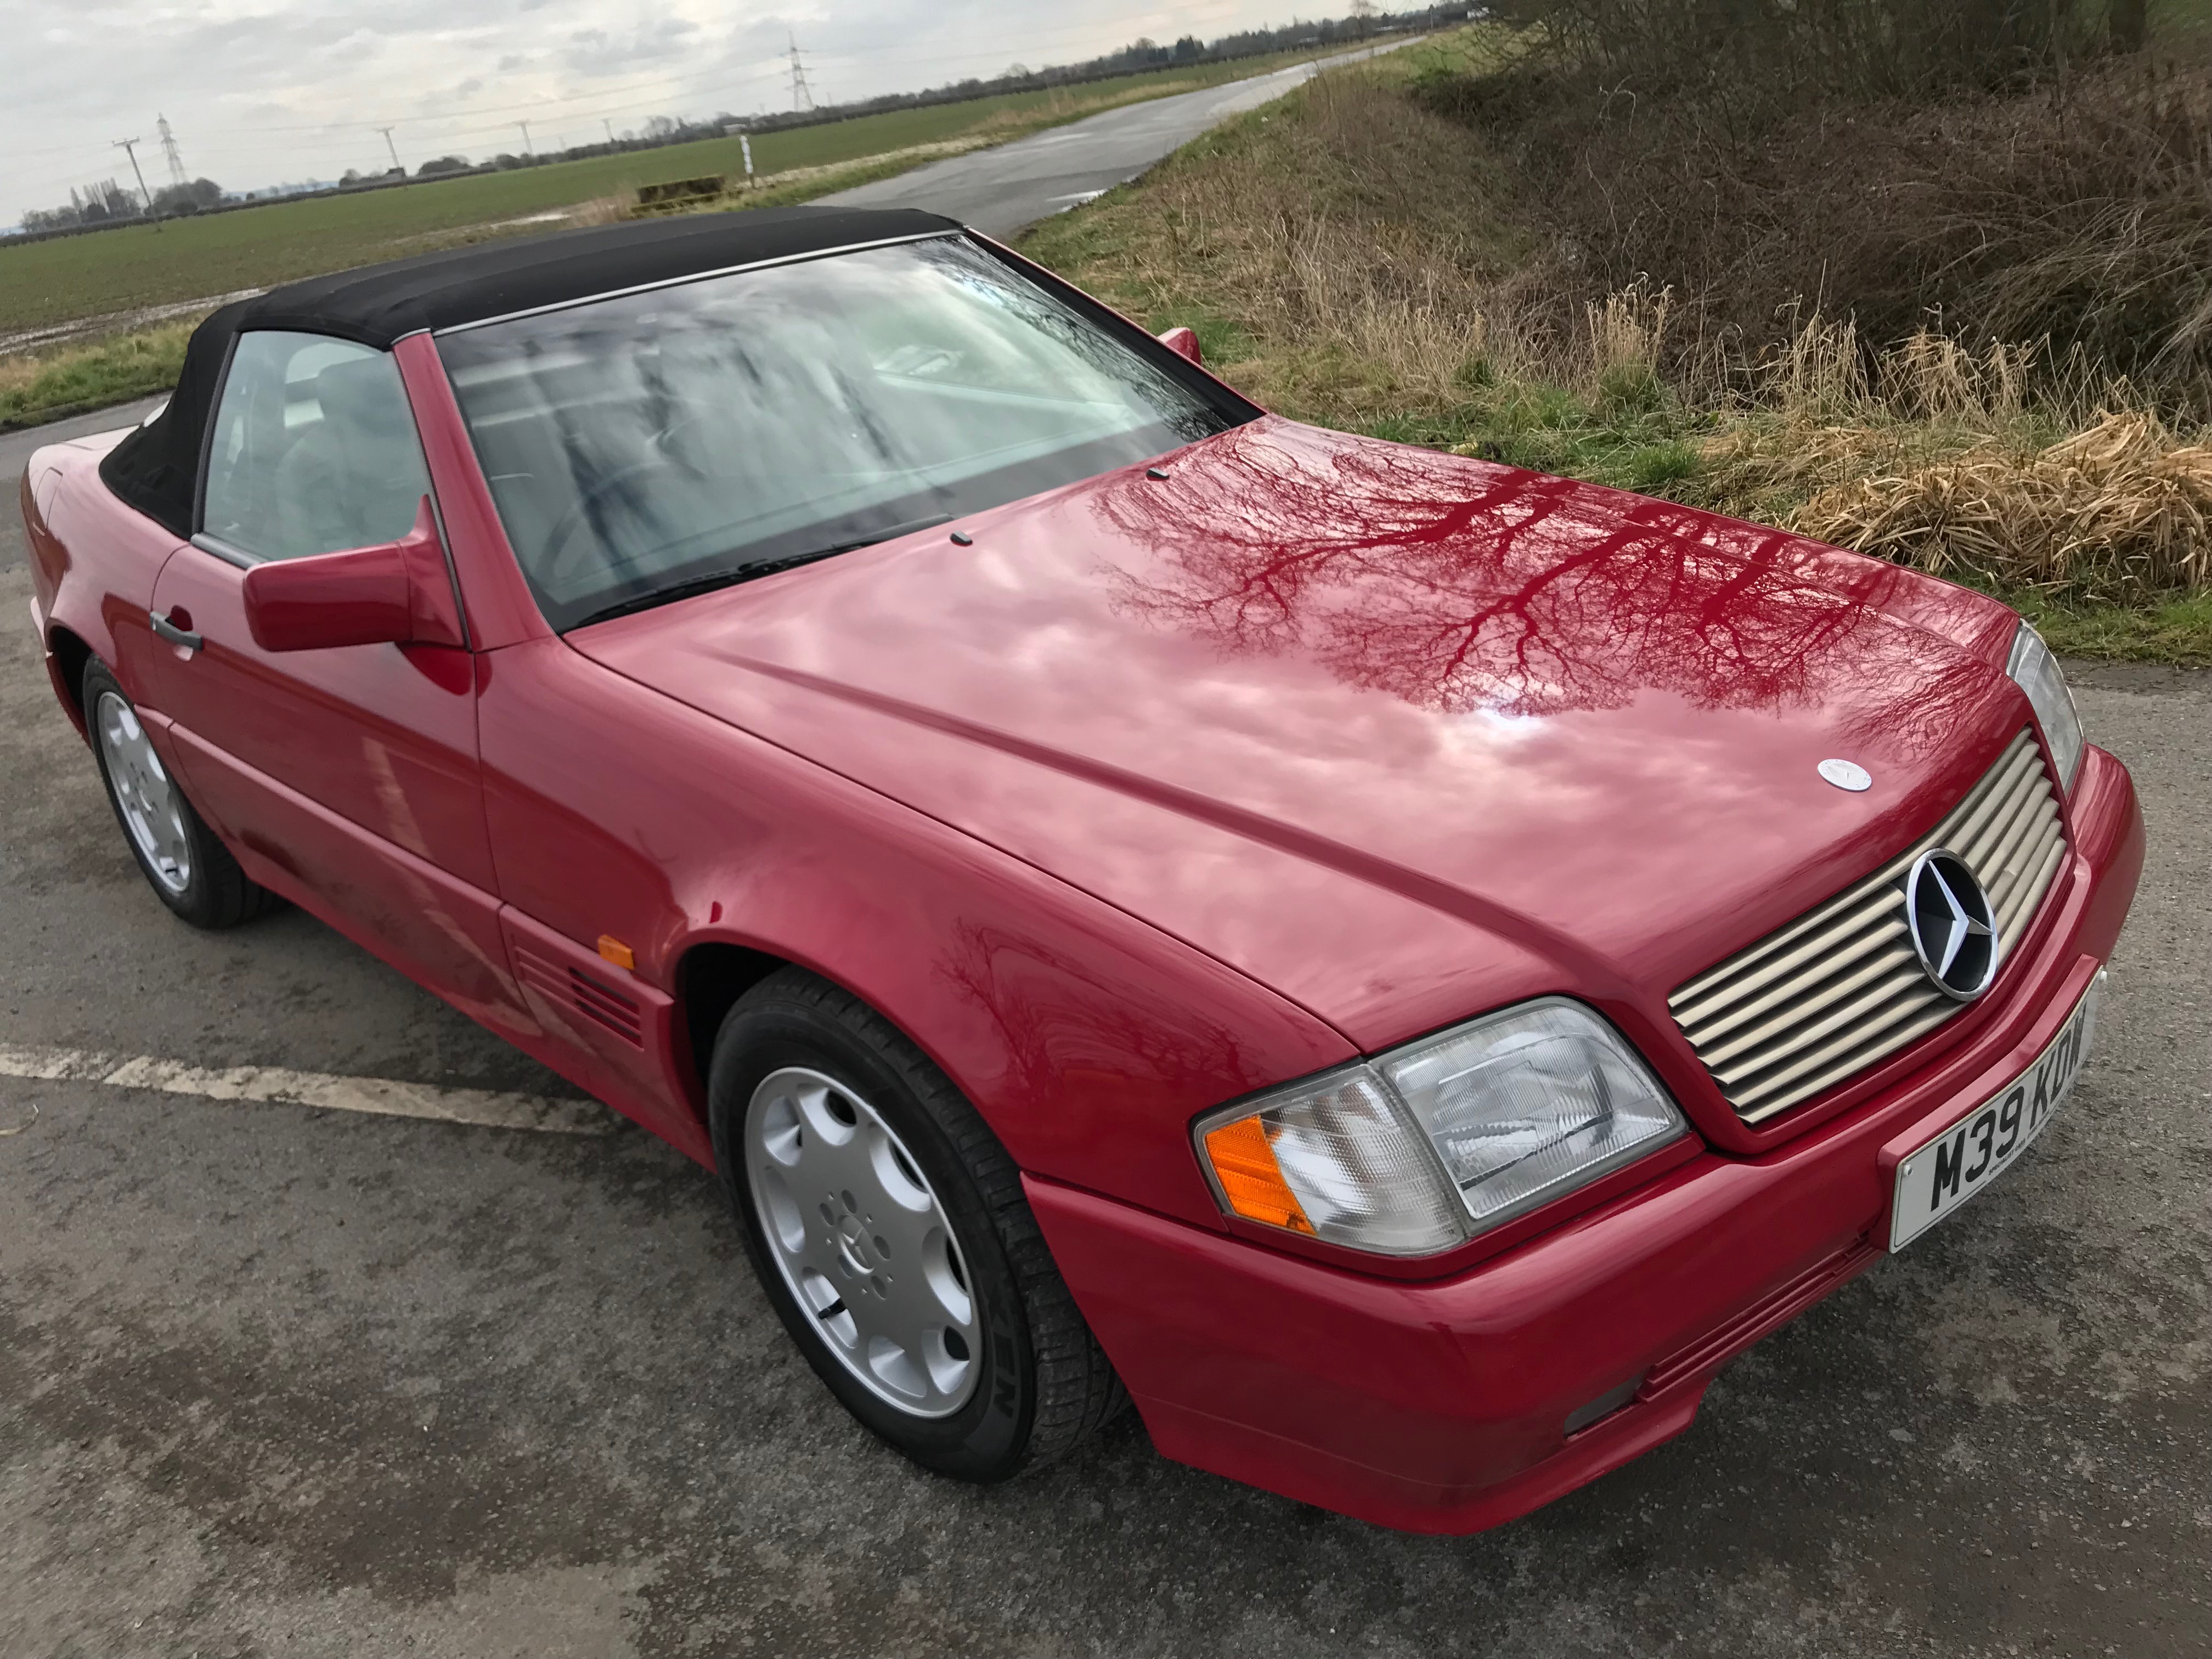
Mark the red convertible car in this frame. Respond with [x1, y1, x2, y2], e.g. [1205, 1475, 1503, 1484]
[20, 207, 2142, 1532]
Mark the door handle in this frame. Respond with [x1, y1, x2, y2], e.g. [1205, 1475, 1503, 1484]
[149, 610, 202, 653]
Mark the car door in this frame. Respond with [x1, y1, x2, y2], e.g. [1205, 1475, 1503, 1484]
[137, 329, 526, 1023]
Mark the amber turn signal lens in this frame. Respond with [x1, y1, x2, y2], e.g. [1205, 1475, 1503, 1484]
[596, 934, 636, 970]
[1201, 1115, 1314, 1234]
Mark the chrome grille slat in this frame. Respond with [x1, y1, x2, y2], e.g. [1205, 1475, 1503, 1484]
[1986, 800, 2056, 902]
[1964, 769, 2046, 873]
[1729, 1002, 1957, 1116]
[1724, 990, 1946, 1110]
[1670, 730, 2068, 1125]
[1958, 777, 2034, 870]
[1699, 942, 1925, 1073]
[1984, 814, 2061, 943]
[1711, 972, 1939, 1090]
[1672, 888, 1900, 1031]
[1948, 744, 2039, 857]
[1998, 837, 2066, 937]
[1694, 925, 1912, 1053]
[1983, 788, 2058, 896]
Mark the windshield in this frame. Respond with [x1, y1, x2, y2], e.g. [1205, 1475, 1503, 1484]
[436, 235, 1251, 629]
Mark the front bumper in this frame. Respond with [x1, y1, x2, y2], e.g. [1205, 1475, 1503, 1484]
[1029, 744, 2144, 1533]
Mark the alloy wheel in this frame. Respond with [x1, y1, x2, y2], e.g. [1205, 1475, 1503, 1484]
[95, 691, 192, 895]
[743, 1065, 981, 1418]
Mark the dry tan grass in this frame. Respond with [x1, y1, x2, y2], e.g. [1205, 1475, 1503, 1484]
[1791, 411, 2212, 598]
[1697, 319, 2056, 504]
[1697, 317, 2212, 599]
[1586, 280, 1674, 385]
[0, 353, 40, 401]
[566, 195, 632, 228]
[1031, 63, 1541, 421]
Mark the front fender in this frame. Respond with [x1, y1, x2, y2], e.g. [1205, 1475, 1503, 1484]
[476, 636, 1356, 1231]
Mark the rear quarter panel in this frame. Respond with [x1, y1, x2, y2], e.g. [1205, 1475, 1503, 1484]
[22, 432, 183, 719]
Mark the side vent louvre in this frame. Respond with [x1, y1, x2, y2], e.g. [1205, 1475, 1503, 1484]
[514, 944, 645, 1048]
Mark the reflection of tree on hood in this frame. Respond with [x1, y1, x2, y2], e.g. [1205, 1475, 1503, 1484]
[1096, 422, 1989, 759]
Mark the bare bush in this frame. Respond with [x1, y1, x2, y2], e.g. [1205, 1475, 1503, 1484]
[1419, 6, 2212, 415]
[1528, 0, 2110, 115]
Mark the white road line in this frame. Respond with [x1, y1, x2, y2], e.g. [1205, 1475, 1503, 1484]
[0, 1046, 614, 1135]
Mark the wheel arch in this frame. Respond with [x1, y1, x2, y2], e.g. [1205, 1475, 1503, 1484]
[47, 622, 95, 727]
[673, 939, 791, 1104]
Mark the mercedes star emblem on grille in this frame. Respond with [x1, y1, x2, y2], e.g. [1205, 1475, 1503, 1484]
[1818, 758, 1873, 791]
[1904, 849, 1999, 1000]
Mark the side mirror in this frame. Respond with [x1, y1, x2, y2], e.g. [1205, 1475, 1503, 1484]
[1158, 326, 1203, 366]
[242, 498, 464, 653]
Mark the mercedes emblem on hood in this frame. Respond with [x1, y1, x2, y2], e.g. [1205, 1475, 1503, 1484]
[1904, 849, 2000, 1000]
[1818, 758, 1873, 792]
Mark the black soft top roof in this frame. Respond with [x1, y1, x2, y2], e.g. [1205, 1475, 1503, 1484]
[99, 205, 961, 538]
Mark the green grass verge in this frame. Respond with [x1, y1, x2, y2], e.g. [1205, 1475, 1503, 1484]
[2014, 589, 2212, 668]
[0, 323, 194, 433]
[0, 44, 1360, 336]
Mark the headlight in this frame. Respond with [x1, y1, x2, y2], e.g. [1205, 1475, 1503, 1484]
[1194, 1000, 1688, 1256]
[2006, 622, 2084, 791]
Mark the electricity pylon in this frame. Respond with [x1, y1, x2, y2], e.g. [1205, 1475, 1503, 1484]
[788, 35, 814, 111]
[156, 115, 188, 187]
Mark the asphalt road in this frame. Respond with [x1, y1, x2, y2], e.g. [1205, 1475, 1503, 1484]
[821, 40, 1417, 236]
[3, 402, 2209, 1654]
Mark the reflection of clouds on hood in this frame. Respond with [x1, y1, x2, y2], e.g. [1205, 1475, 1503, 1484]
[1097, 422, 1994, 763]
[4, 1, 1300, 224]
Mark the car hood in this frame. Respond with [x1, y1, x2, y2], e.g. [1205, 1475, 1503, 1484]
[572, 417, 2028, 1054]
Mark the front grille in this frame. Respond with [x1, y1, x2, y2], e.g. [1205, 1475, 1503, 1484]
[1670, 730, 2067, 1125]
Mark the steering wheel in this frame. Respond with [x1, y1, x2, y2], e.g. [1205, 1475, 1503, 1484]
[535, 415, 716, 592]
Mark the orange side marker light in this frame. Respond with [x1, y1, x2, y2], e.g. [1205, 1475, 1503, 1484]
[596, 935, 636, 971]
[1203, 1115, 1314, 1234]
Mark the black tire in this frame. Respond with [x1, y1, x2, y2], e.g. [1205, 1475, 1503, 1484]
[709, 966, 1126, 1482]
[81, 657, 279, 930]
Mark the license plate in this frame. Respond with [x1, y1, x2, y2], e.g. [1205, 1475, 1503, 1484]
[1889, 971, 2104, 1251]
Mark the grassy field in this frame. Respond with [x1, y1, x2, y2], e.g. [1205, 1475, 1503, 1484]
[1019, 33, 2212, 664]
[0, 44, 1357, 337]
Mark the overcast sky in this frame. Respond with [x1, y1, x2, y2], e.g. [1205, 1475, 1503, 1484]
[3, 1, 1323, 226]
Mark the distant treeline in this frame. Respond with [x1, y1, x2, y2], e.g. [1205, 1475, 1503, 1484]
[20, 176, 224, 235]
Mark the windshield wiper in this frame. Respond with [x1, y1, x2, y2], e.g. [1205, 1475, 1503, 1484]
[568, 512, 954, 629]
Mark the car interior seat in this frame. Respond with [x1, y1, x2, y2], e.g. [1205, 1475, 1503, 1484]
[270, 356, 428, 559]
